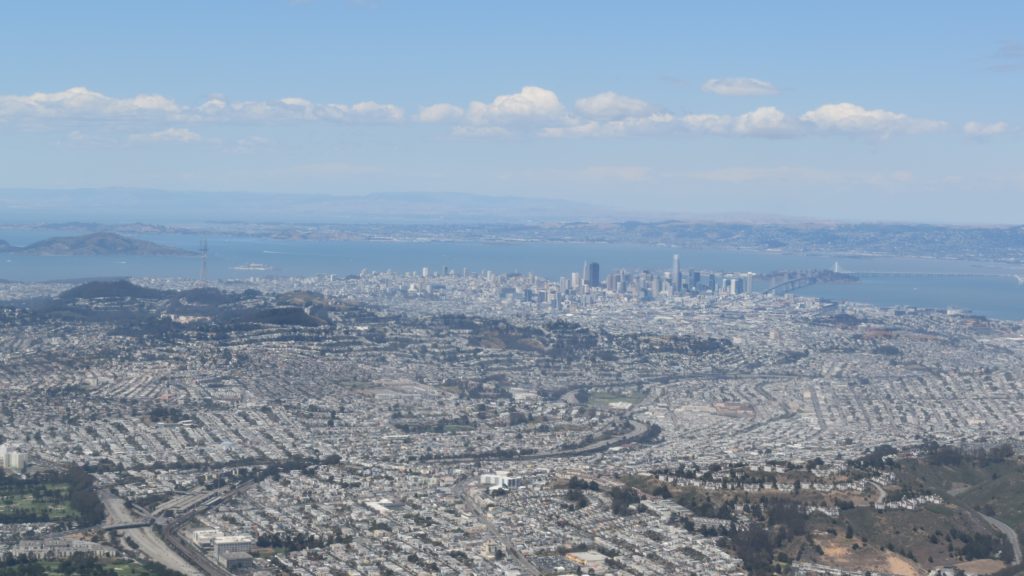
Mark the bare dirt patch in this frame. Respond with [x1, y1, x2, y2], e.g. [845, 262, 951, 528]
[955, 558, 1009, 574]
[884, 552, 922, 576]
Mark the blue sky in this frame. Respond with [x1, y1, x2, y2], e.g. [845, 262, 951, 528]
[1, 1, 1022, 223]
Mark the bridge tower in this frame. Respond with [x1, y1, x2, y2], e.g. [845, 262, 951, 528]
[199, 239, 208, 286]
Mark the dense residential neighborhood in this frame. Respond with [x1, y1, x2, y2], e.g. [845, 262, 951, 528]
[2, 269, 1023, 575]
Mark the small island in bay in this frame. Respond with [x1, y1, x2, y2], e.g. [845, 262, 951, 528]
[0, 232, 193, 256]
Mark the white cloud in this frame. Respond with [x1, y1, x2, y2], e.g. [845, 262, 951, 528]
[963, 121, 1008, 136]
[801, 103, 945, 135]
[544, 112, 677, 138]
[131, 127, 201, 143]
[198, 98, 227, 115]
[0, 86, 180, 119]
[332, 101, 404, 122]
[544, 102, 937, 140]
[207, 97, 404, 122]
[702, 78, 778, 96]
[618, 108, 790, 137]
[213, 100, 281, 121]
[575, 92, 653, 118]
[733, 106, 795, 137]
[417, 103, 464, 123]
[540, 122, 601, 138]
[543, 108, 793, 138]
[0, 87, 405, 125]
[466, 86, 564, 124]
[599, 112, 677, 135]
[678, 113, 732, 134]
[280, 97, 315, 118]
[0, 86, 957, 145]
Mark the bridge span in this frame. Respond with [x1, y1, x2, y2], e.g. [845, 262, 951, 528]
[761, 269, 857, 295]
[852, 270, 1015, 279]
[102, 520, 154, 531]
[762, 276, 821, 295]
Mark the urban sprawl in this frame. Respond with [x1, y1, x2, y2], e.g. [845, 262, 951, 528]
[1, 257, 1023, 576]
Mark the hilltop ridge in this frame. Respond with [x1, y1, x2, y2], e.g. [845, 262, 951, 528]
[0, 232, 192, 256]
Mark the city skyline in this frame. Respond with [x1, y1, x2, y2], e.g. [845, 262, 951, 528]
[1, 1, 1022, 223]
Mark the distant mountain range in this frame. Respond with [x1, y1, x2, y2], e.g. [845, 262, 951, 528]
[3, 221, 1024, 263]
[3, 190, 1024, 263]
[0, 188, 648, 224]
[0, 232, 192, 256]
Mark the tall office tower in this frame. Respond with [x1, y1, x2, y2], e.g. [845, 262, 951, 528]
[585, 261, 600, 287]
[672, 254, 681, 294]
[724, 276, 746, 295]
[571, 272, 581, 289]
[618, 272, 631, 294]
[422, 267, 430, 278]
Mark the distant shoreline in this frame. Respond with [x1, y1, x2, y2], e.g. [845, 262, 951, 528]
[2, 219, 1023, 267]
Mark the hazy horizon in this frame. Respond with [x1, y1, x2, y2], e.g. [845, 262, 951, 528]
[3, 187, 1024, 227]
[2, 2, 1022, 224]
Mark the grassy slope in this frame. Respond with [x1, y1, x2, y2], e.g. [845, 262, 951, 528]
[898, 458, 1024, 535]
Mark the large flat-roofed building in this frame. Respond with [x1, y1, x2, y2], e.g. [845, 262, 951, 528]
[219, 551, 254, 572]
[480, 470, 522, 490]
[566, 550, 608, 570]
[213, 535, 255, 559]
[192, 528, 224, 547]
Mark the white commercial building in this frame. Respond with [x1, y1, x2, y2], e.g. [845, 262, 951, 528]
[0, 444, 25, 472]
[213, 534, 255, 559]
[191, 528, 224, 547]
[480, 470, 522, 490]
